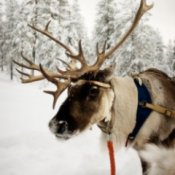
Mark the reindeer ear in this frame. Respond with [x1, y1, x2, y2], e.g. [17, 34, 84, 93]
[79, 64, 116, 82]
[105, 63, 116, 76]
[95, 64, 116, 82]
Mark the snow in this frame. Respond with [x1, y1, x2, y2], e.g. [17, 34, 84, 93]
[0, 73, 142, 175]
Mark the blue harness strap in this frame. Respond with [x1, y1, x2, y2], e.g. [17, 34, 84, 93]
[127, 79, 152, 144]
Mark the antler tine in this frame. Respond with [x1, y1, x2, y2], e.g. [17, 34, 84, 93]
[39, 64, 69, 109]
[56, 40, 91, 78]
[66, 40, 86, 64]
[39, 64, 58, 85]
[78, 40, 86, 63]
[20, 52, 40, 71]
[104, 0, 153, 59]
[13, 59, 30, 71]
[13, 53, 39, 71]
[140, 0, 154, 16]
[56, 58, 73, 70]
[13, 53, 47, 83]
[96, 42, 100, 55]
[45, 20, 51, 31]
[28, 22, 74, 55]
[102, 41, 107, 54]
[96, 41, 107, 55]
[15, 68, 44, 83]
[16, 68, 30, 77]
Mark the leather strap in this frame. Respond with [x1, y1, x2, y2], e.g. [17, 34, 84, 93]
[140, 102, 175, 118]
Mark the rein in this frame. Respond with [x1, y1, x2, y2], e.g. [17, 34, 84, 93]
[107, 136, 116, 175]
[102, 120, 116, 175]
[98, 120, 116, 175]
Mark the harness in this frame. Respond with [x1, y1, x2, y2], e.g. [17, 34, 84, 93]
[98, 78, 175, 145]
[127, 79, 152, 143]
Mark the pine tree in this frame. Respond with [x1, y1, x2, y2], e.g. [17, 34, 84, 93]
[166, 40, 175, 75]
[93, 0, 117, 51]
[0, 1, 5, 72]
[4, 0, 19, 80]
[125, 25, 164, 74]
[112, 0, 164, 75]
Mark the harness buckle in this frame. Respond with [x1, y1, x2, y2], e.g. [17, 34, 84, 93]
[139, 101, 147, 107]
[164, 110, 172, 117]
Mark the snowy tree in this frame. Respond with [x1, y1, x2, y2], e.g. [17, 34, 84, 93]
[93, 0, 117, 50]
[3, 0, 19, 79]
[122, 25, 164, 75]
[166, 40, 175, 75]
[103, 0, 164, 75]
[0, 1, 5, 72]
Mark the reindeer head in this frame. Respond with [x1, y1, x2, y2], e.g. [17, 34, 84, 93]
[14, 0, 153, 139]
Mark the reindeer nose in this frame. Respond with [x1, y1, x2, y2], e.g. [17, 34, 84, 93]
[57, 121, 68, 134]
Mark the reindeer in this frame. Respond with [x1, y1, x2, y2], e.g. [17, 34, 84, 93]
[14, 0, 175, 174]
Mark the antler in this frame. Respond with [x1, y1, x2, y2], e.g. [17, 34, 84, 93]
[26, 0, 153, 77]
[14, 52, 43, 83]
[14, 52, 68, 83]
[15, 0, 153, 108]
[51, 0, 153, 77]
[39, 64, 70, 109]
[14, 52, 69, 108]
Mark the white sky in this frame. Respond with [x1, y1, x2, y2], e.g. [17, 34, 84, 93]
[77, 0, 175, 44]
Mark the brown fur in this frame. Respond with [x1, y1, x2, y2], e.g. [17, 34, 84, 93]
[140, 68, 175, 109]
[49, 68, 175, 174]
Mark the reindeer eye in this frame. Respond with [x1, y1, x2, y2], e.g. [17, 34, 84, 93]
[89, 86, 99, 97]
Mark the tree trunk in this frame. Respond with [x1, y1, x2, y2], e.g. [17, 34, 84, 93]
[31, 0, 38, 76]
[10, 61, 13, 80]
[1, 56, 4, 72]
[32, 45, 36, 76]
[0, 42, 4, 72]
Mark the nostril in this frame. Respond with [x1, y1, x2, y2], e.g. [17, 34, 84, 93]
[48, 121, 53, 128]
[57, 121, 68, 134]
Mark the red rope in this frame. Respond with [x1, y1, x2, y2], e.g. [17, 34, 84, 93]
[107, 140, 116, 175]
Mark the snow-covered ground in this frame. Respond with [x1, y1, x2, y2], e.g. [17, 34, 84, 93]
[0, 73, 142, 175]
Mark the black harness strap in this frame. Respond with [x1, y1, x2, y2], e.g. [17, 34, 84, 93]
[126, 79, 152, 144]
